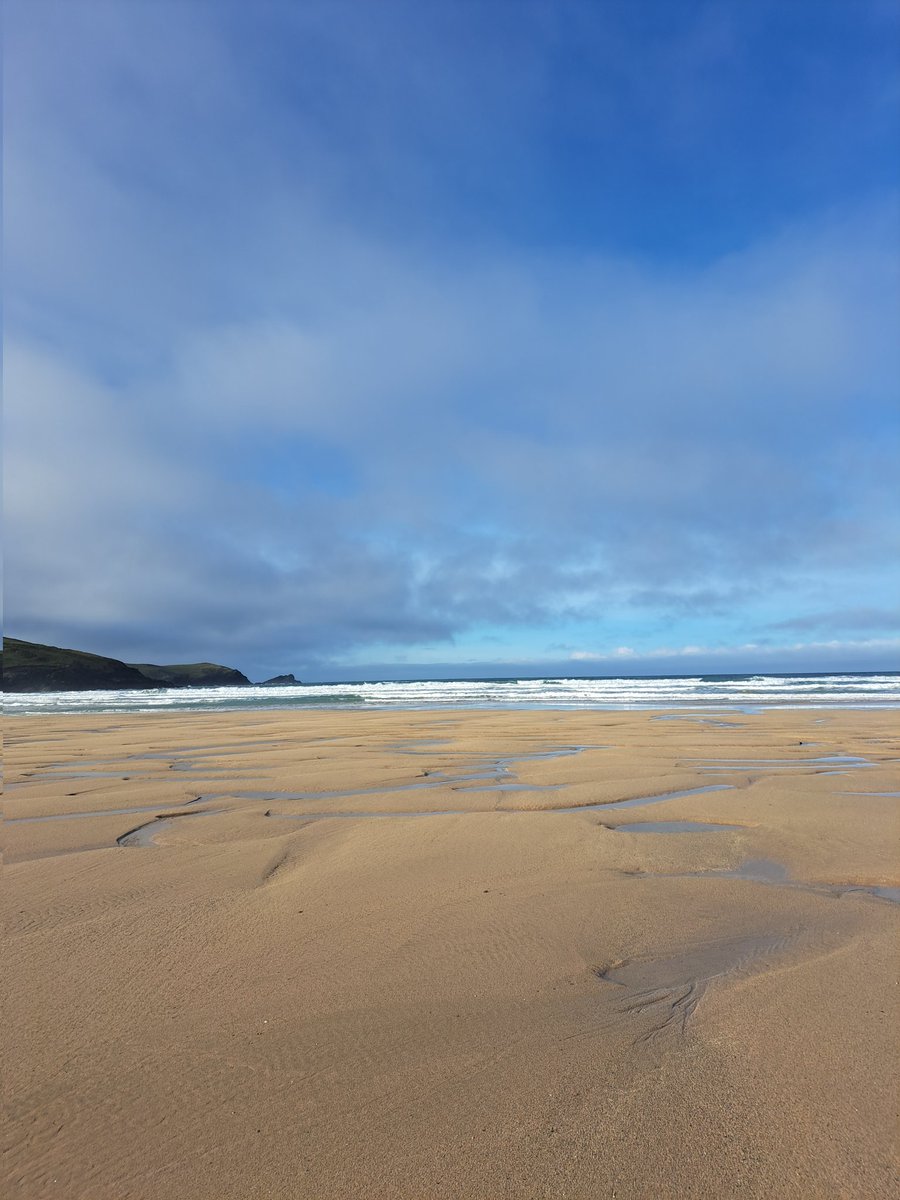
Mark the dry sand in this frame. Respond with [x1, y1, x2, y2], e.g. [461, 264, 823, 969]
[3, 707, 899, 1198]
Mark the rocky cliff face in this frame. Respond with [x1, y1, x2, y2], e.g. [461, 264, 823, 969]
[3, 639, 157, 692]
[130, 663, 252, 687]
[3, 639, 251, 693]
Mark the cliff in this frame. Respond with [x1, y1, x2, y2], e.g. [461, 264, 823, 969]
[131, 662, 251, 687]
[3, 638, 251, 693]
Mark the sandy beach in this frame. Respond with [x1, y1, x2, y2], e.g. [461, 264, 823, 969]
[4, 707, 899, 1198]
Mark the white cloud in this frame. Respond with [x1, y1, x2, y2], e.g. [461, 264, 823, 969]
[569, 638, 900, 665]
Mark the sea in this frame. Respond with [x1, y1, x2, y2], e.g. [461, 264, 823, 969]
[5, 672, 900, 715]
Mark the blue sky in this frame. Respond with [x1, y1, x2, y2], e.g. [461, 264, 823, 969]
[5, 0, 899, 681]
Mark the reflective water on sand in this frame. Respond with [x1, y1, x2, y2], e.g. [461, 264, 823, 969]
[558, 784, 735, 815]
[690, 754, 875, 772]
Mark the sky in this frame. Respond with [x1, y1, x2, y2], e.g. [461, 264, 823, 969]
[4, 0, 900, 682]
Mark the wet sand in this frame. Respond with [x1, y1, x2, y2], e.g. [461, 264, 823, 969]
[4, 707, 899, 1198]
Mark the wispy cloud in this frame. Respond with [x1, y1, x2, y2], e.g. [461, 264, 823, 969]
[767, 608, 900, 634]
[569, 638, 900, 664]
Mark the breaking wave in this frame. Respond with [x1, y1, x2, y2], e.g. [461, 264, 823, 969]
[5, 672, 899, 715]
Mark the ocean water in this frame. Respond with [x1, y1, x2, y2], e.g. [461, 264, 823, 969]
[4, 672, 900, 715]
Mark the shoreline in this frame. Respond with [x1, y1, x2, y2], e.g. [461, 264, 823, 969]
[5, 707, 899, 1197]
[5, 668, 899, 718]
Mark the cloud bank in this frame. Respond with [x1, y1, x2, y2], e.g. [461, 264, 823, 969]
[5, 1, 899, 678]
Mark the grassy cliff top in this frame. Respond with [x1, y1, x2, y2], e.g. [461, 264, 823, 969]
[3, 639, 250, 692]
